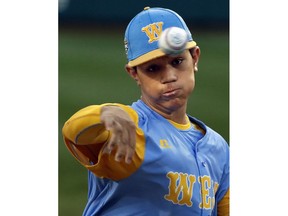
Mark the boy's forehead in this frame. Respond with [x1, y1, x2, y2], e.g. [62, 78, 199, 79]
[139, 50, 189, 66]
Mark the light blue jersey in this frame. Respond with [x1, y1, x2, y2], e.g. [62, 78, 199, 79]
[82, 100, 229, 216]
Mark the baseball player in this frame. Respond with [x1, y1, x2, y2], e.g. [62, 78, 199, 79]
[62, 7, 229, 216]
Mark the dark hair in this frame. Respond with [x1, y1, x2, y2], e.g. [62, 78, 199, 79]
[189, 47, 196, 57]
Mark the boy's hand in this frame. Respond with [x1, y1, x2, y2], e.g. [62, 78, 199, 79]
[100, 106, 136, 164]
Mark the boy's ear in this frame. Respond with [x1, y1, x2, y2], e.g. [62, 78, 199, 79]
[192, 46, 200, 64]
[191, 46, 200, 72]
[125, 65, 139, 84]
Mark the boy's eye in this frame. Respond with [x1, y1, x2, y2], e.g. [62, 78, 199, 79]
[172, 58, 184, 66]
[146, 64, 160, 72]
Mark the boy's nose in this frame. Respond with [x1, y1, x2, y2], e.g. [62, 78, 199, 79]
[161, 66, 177, 84]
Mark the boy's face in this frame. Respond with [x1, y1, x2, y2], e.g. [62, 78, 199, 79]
[126, 48, 200, 115]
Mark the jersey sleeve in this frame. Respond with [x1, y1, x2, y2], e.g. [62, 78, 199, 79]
[62, 103, 145, 181]
[216, 141, 230, 215]
[217, 188, 229, 216]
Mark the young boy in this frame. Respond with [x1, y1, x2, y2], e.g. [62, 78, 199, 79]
[62, 7, 229, 216]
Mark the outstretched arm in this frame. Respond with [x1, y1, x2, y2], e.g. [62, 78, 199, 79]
[62, 103, 145, 180]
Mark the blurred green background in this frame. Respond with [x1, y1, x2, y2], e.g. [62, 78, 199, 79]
[59, 1, 229, 215]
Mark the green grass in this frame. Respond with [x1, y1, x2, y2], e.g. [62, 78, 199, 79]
[59, 28, 229, 215]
